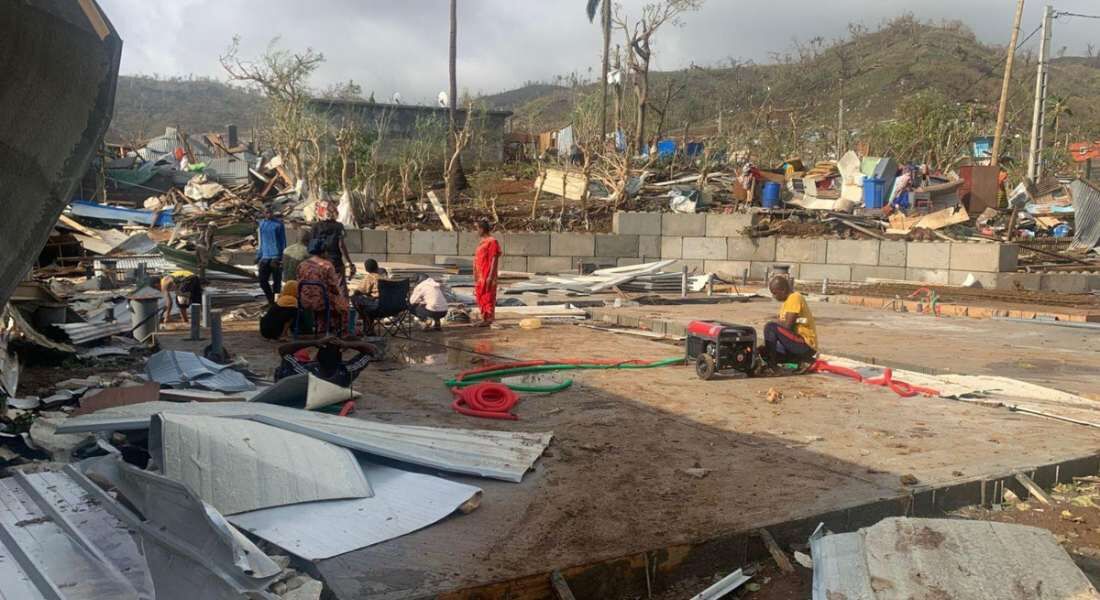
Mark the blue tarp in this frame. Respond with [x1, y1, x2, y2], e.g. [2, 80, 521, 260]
[656, 139, 676, 158]
[69, 200, 175, 228]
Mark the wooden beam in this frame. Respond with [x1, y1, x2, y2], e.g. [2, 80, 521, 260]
[1015, 473, 1053, 505]
[550, 570, 577, 600]
[756, 528, 795, 573]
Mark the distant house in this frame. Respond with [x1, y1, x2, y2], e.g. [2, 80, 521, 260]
[310, 99, 513, 164]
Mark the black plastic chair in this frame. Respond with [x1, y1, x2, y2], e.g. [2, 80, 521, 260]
[365, 278, 412, 337]
[294, 281, 331, 338]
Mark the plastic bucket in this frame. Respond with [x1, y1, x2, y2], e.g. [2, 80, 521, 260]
[762, 182, 782, 208]
[863, 177, 886, 209]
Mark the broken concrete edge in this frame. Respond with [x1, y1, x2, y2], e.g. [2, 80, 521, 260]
[832, 294, 1100, 323]
[434, 452, 1100, 599]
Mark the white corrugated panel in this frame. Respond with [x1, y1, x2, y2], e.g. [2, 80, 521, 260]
[230, 459, 481, 560]
[152, 413, 372, 515]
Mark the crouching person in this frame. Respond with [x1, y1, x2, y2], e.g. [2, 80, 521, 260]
[409, 276, 448, 332]
[761, 276, 818, 370]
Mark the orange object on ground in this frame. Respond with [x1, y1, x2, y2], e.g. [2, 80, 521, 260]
[452, 382, 520, 420]
[809, 359, 940, 398]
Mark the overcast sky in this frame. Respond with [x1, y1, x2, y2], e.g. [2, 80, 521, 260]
[100, 0, 1100, 104]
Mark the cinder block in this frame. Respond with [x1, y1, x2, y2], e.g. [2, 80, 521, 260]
[574, 257, 617, 272]
[361, 229, 388, 254]
[995, 273, 1041, 291]
[386, 230, 411, 255]
[727, 237, 776, 261]
[613, 211, 662, 235]
[682, 237, 727, 260]
[502, 233, 550, 256]
[344, 229, 364, 254]
[949, 242, 1019, 273]
[800, 263, 852, 282]
[826, 239, 879, 266]
[776, 238, 827, 263]
[527, 256, 574, 273]
[851, 266, 907, 282]
[668, 259, 705, 273]
[595, 234, 639, 257]
[879, 241, 907, 267]
[458, 231, 482, 255]
[386, 254, 436, 266]
[500, 256, 527, 272]
[906, 267, 950, 285]
[411, 231, 458, 255]
[617, 258, 644, 267]
[638, 235, 661, 259]
[661, 236, 683, 259]
[948, 270, 998, 288]
[704, 260, 751, 279]
[550, 233, 595, 257]
[705, 213, 754, 237]
[906, 242, 951, 269]
[1040, 273, 1090, 293]
[661, 213, 706, 236]
[751, 262, 800, 280]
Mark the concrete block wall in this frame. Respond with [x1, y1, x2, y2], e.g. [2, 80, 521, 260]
[244, 212, 1086, 292]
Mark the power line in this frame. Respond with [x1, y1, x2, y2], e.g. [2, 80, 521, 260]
[1054, 11, 1100, 20]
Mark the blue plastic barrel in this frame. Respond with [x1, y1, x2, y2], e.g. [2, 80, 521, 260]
[761, 182, 782, 208]
[863, 177, 886, 209]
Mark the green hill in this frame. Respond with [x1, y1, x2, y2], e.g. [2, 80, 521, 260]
[109, 75, 265, 144]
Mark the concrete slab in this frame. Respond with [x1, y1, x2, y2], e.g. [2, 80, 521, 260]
[661, 213, 706, 237]
[152, 294, 1100, 599]
[386, 230, 411, 255]
[595, 234, 639, 258]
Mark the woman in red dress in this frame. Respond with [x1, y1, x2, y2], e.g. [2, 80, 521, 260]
[472, 219, 501, 327]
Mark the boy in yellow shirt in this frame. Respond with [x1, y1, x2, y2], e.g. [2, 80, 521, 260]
[762, 276, 818, 368]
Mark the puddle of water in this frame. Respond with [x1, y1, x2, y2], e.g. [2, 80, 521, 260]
[379, 337, 487, 369]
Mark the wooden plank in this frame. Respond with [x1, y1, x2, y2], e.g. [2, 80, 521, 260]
[757, 528, 795, 573]
[550, 570, 577, 600]
[534, 168, 587, 201]
[1014, 473, 1054, 505]
[426, 190, 455, 231]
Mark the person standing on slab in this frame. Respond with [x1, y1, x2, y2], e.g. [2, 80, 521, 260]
[256, 208, 286, 304]
[473, 219, 501, 327]
[310, 199, 355, 292]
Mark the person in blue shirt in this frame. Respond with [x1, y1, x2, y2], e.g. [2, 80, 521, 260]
[256, 208, 287, 304]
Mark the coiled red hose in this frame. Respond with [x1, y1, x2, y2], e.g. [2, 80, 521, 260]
[451, 382, 520, 420]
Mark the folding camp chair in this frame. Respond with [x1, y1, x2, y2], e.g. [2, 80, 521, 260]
[364, 278, 412, 338]
[294, 281, 331, 338]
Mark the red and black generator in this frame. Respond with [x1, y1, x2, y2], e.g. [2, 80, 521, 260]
[685, 320, 757, 380]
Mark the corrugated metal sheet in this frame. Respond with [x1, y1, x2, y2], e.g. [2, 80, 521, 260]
[94, 255, 174, 272]
[230, 459, 481, 560]
[150, 413, 371, 515]
[205, 155, 255, 186]
[68, 200, 174, 227]
[73, 457, 282, 599]
[57, 401, 553, 482]
[145, 351, 256, 392]
[0, 470, 153, 600]
[1070, 179, 1100, 251]
[57, 321, 131, 344]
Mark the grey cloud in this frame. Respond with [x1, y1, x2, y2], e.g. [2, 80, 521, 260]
[99, 0, 1100, 103]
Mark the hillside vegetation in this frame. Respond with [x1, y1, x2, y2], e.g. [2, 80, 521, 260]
[109, 16, 1100, 162]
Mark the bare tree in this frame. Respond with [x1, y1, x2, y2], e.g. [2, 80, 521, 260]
[615, 0, 703, 152]
[220, 37, 324, 188]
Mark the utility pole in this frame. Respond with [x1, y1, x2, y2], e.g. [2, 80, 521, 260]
[992, 0, 1026, 168]
[837, 98, 845, 157]
[1027, 5, 1054, 180]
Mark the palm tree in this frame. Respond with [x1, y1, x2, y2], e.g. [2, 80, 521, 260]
[1047, 95, 1073, 146]
[587, 0, 611, 141]
[445, 0, 458, 210]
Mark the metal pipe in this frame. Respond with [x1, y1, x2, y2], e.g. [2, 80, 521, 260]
[209, 310, 224, 357]
[681, 266, 688, 297]
[201, 290, 211, 328]
[189, 304, 201, 340]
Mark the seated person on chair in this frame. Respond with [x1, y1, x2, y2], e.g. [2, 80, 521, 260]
[274, 336, 379, 387]
[351, 258, 384, 314]
[259, 280, 299, 341]
[409, 276, 448, 331]
[762, 276, 818, 368]
[296, 239, 349, 334]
